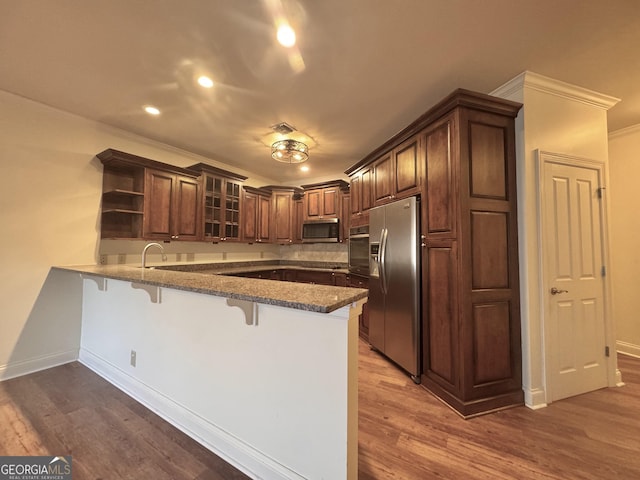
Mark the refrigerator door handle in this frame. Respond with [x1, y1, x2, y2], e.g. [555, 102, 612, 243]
[379, 227, 389, 294]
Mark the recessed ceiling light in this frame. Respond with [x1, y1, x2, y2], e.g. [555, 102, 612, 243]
[300, 165, 309, 172]
[277, 24, 296, 47]
[197, 75, 214, 88]
[144, 106, 160, 116]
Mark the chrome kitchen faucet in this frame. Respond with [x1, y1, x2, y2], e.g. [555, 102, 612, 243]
[141, 242, 167, 268]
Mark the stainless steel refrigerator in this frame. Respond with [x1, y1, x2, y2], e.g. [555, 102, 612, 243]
[369, 196, 421, 382]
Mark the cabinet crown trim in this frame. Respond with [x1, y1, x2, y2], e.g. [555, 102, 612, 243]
[187, 162, 248, 182]
[261, 185, 304, 194]
[97, 149, 199, 178]
[243, 185, 273, 196]
[300, 179, 349, 191]
[344, 88, 523, 176]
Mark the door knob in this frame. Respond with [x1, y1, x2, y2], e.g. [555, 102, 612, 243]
[550, 287, 569, 295]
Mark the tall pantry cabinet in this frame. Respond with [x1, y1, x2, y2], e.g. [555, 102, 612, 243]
[420, 92, 523, 417]
[346, 89, 523, 417]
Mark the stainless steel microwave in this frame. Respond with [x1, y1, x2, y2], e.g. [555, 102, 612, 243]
[301, 218, 340, 243]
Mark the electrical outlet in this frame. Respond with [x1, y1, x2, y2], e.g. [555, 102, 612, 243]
[117, 254, 126, 264]
[100, 254, 108, 265]
[130, 350, 137, 367]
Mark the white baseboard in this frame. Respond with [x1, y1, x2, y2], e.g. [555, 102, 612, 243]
[524, 387, 547, 410]
[0, 349, 78, 381]
[78, 348, 303, 480]
[616, 340, 640, 358]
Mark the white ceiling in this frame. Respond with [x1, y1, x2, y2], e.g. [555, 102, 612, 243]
[1, 0, 639, 184]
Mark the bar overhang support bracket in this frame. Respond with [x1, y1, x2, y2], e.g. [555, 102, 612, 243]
[131, 282, 161, 303]
[81, 274, 106, 291]
[226, 298, 258, 326]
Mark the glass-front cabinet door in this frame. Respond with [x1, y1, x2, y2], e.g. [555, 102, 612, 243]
[188, 163, 247, 243]
[224, 181, 241, 240]
[204, 176, 223, 239]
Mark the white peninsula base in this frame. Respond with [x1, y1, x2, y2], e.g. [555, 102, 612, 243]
[79, 276, 361, 479]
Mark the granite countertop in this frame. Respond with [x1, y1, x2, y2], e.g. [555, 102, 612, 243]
[53, 264, 368, 313]
[154, 261, 351, 275]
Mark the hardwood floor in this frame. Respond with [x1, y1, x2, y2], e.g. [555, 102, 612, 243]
[0, 363, 250, 479]
[1, 345, 639, 479]
[359, 340, 640, 479]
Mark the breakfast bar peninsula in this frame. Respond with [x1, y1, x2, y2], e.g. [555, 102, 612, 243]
[54, 264, 367, 480]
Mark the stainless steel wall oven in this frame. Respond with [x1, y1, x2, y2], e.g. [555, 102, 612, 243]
[348, 225, 369, 275]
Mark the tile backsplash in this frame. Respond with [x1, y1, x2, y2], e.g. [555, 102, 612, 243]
[278, 243, 348, 263]
[99, 239, 347, 266]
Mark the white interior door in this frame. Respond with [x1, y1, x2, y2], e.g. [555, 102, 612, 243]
[541, 154, 608, 402]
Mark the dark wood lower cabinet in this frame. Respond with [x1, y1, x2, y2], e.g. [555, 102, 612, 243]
[233, 269, 281, 280]
[347, 274, 369, 341]
[294, 270, 335, 285]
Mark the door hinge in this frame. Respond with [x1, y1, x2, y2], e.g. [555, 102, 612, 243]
[597, 187, 606, 199]
[601, 265, 606, 277]
[605, 346, 610, 357]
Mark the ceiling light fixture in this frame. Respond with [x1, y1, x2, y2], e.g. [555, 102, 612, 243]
[271, 139, 308, 164]
[197, 75, 214, 88]
[144, 105, 160, 115]
[277, 24, 296, 47]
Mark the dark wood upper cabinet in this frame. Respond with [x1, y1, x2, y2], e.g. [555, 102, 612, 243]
[97, 149, 201, 241]
[361, 169, 373, 211]
[257, 194, 271, 243]
[304, 189, 323, 219]
[349, 168, 372, 226]
[242, 186, 272, 243]
[274, 191, 293, 244]
[187, 163, 247, 243]
[293, 197, 304, 243]
[304, 187, 337, 219]
[348, 135, 420, 212]
[263, 186, 303, 245]
[99, 155, 145, 239]
[341, 191, 351, 240]
[350, 174, 361, 215]
[98, 150, 352, 245]
[301, 180, 348, 221]
[424, 115, 456, 238]
[143, 168, 201, 241]
[372, 136, 422, 206]
[394, 135, 422, 196]
[372, 152, 393, 203]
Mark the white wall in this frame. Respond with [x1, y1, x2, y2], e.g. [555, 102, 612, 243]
[608, 125, 640, 357]
[492, 72, 619, 408]
[0, 89, 288, 379]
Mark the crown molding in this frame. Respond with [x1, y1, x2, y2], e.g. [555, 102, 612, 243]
[491, 71, 620, 110]
[608, 122, 640, 139]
